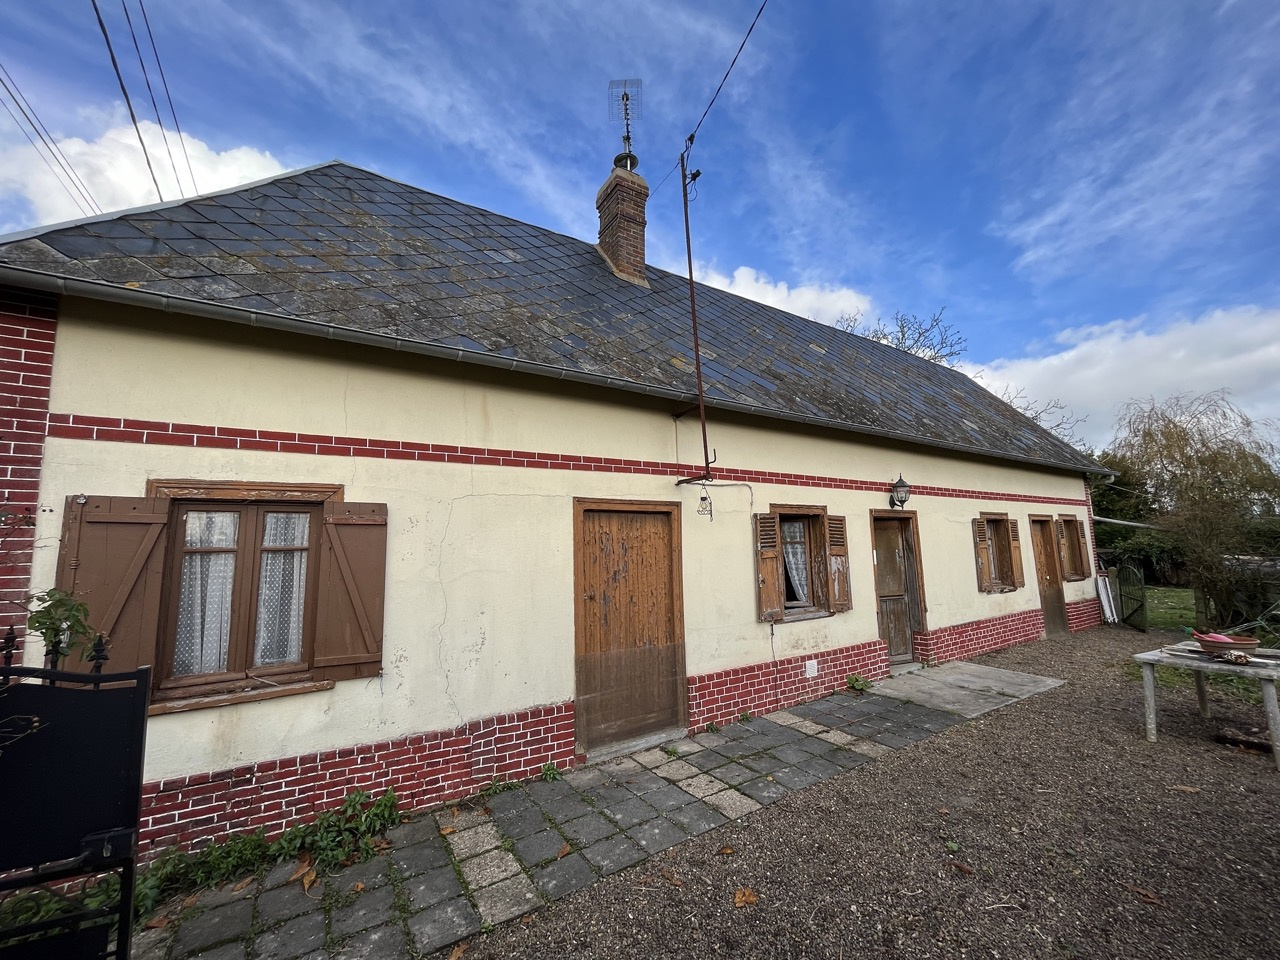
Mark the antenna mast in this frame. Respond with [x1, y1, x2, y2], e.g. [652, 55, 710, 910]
[608, 79, 642, 171]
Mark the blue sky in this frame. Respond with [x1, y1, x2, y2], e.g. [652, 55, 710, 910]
[2, 0, 1278, 449]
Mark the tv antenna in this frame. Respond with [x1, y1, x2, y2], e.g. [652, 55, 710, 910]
[608, 79, 642, 171]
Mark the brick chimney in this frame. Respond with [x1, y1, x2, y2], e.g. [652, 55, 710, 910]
[596, 153, 649, 287]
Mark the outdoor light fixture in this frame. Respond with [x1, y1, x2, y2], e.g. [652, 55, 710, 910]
[697, 483, 714, 521]
[889, 474, 911, 509]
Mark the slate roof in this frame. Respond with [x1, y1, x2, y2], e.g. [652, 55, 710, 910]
[0, 161, 1099, 473]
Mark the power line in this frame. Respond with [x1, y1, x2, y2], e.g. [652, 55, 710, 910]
[654, 0, 769, 198]
[687, 0, 768, 148]
[138, 0, 198, 195]
[0, 94, 94, 218]
[0, 64, 101, 215]
[119, 0, 181, 197]
[91, 0, 165, 203]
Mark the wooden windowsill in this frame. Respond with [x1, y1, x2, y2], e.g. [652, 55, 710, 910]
[778, 609, 835, 623]
[149, 679, 335, 715]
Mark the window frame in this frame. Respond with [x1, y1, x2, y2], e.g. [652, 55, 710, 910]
[972, 512, 1024, 594]
[755, 504, 852, 623]
[157, 500, 323, 699]
[1057, 514, 1090, 582]
[53, 484, 388, 715]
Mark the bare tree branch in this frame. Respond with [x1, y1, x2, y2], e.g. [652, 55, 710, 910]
[835, 307, 965, 366]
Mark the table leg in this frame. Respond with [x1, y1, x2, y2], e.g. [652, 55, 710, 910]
[1141, 663, 1158, 743]
[1194, 671, 1210, 718]
[1261, 680, 1280, 772]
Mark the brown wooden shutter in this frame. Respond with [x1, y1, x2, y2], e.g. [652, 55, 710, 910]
[972, 518, 993, 593]
[314, 500, 388, 681]
[55, 496, 169, 673]
[754, 513, 784, 622]
[1009, 519, 1026, 588]
[1053, 518, 1068, 573]
[1076, 519, 1091, 576]
[826, 514, 852, 613]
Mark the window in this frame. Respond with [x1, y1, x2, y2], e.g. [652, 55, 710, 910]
[972, 513, 1024, 593]
[1057, 515, 1090, 581]
[164, 503, 319, 692]
[754, 506, 851, 622]
[53, 484, 388, 711]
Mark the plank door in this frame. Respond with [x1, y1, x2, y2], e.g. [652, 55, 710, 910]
[872, 516, 923, 663]
[1031, 518, 1069, 637]
[574, 501, 686, 752]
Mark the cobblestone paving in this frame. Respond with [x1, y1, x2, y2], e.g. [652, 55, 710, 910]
[135, 680, 1013, 960]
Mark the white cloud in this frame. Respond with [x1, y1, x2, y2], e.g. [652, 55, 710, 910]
[695, 264, 871, 327]
[0, 119, 284, 230]
[963, 306, 1280, 450]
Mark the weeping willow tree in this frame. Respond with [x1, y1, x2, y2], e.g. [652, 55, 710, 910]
[1108, 390, 1280, 628]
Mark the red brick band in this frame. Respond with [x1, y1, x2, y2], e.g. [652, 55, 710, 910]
[138, 702, 576, 859]
[45, 413, 1090, 507]
[687, 639, 891, 731]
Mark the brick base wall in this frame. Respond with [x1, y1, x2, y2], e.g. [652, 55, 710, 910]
[1066, 597, 1102, 631]
[913, 609, 1046, 665]
[137, 701, 575, 859]
[686, 639, 891, 732]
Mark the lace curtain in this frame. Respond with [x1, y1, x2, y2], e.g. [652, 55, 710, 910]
[781, 520, 810, 605]
[174, 511, 238, 676]
[254, 513, 309, 666]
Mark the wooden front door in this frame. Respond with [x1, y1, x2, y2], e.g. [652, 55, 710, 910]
[574, 500, 686, 752]
[872, 515, 924, 664]
[1030, 518, 1069, 637]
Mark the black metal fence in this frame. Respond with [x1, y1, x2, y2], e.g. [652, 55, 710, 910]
[0, 646, 150, 960]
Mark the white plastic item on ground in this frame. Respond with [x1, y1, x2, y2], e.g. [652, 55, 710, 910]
[1096, 573, 1118, 624]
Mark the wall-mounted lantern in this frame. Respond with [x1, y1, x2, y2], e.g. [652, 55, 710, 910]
[697, 483, 714, 521]
[889, 474, 911, 509]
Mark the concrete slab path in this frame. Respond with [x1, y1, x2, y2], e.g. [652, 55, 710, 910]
[132, 660, 1063, 960]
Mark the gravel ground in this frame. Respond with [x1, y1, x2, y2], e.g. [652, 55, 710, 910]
[444, 626, 1280, 960]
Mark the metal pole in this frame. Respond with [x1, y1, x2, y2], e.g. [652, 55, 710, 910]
[679, 150, 712, 482]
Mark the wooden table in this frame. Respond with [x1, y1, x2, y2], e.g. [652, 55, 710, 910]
[1133, 641, 1280, 770]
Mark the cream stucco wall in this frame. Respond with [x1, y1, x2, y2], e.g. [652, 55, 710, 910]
[29, 303, 1097, 781]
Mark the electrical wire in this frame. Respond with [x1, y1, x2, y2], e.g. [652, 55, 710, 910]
[0, 94, 94, 218]
[120, 0, 181, 198]
[687, 0, 768, 148]
[654, 0, 769, 198]
[91, 0, 165, 203]
[0, 64, 101, 215]
[138, 0, 198, 195]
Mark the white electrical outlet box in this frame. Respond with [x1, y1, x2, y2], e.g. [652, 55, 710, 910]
[805, 659, 818, 678]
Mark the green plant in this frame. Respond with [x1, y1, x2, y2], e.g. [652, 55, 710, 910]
[847, 674, 874, 693]
[540, 762, 563, 782]
[704, 722, 720, 734]
[137, 787, 398, 918]
[480, 777, 518, 797]
[662, 745, 680, 758]
[739, 711, 751, 722]
[26, 588, 98, 663]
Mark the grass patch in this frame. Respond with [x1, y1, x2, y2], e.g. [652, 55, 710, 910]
[1146, 586, 1196, 631]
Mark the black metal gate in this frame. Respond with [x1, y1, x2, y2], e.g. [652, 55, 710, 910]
[1117, 563, 1147, 632]
[0, 659, 150, 959]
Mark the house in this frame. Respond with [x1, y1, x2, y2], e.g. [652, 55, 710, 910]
[0, 156, 1104, 857]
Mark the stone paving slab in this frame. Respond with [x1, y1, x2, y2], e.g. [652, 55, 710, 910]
[930, 660, 1066, 697]
[157, 660, 1060, 960]
[870, 670, 1016, 717]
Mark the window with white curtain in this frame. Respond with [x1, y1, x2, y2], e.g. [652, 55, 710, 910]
[166, 502, 318, 689]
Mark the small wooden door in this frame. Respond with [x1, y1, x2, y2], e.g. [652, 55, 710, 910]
[1031, 518, 1069, 637]
[574, 500, 686, 752]
[872, 515, 924, 664]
